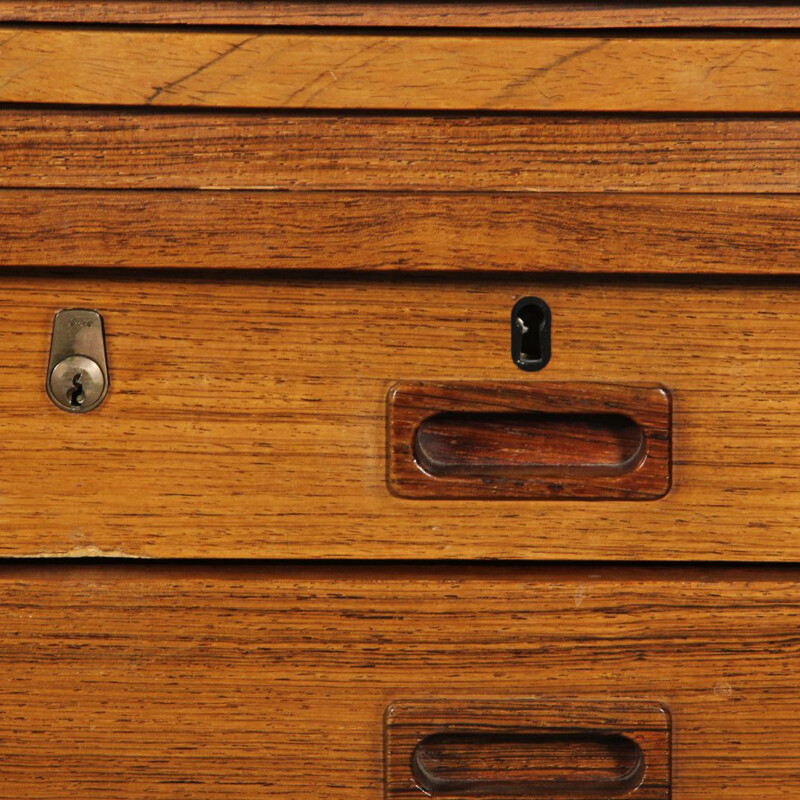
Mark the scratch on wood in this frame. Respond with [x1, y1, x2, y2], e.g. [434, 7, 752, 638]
[491, 38, 609, 105]
[281, 38, 389, 106]
[146, 33, 260, 104]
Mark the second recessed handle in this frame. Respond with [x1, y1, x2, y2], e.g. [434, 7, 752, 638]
[386, 700, 671, 800]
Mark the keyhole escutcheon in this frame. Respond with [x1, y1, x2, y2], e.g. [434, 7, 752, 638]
[511, 297, 552, 372]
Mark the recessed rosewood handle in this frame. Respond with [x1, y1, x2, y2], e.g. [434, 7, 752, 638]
[387, 383, 670, 500]
[385, 700, 671, 800]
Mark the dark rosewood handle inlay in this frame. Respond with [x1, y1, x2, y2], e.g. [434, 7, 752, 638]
[387, 382, 671, 500]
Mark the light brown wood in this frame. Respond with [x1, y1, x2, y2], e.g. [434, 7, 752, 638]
[1, 2, 799, 28]
[2, 190, 800, 274]
[0, 275, 795, 559]
[0, 563, 795, 798]
[6, 111, 800, 193]
[4, 29, 800, 111]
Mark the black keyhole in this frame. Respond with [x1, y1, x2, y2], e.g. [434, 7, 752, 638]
[68, 372, 85, 407]
[511, 297, 551, 371]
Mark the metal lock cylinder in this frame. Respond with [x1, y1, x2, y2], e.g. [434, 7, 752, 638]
[46, 309, 109, 413]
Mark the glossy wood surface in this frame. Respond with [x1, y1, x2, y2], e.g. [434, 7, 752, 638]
[0, 563, 795, 798]
[6, 111, 800, 194]
[4, 190, 800, 275]
[388, 382, 670, 500]
[0, 274, 794, 559]
[1, 6, 796, 799]
[1, 2, 799, 28]
[5, 29, 800, 111]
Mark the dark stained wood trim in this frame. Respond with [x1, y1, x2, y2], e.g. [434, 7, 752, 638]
[2, 190, 800, 275]
[387, 382, 671, 500]
[5, 112, 800, 193]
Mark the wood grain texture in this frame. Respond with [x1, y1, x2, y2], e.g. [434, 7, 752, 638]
[5, 29, 800, 111]
[386, 700, 670, 800]
[7, 111, 800, 194]
[0, 563, 795, 798]
[0, 275, 795, 559]
[4, 190, 800, 275]
[388, 382, 671, 500]
[1, 2, 799, 28]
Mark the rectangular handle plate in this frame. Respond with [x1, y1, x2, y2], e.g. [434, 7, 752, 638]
[385, 700, 671, 800]
[387, 382, 671, 500]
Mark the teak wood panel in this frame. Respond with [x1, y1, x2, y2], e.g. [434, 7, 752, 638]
[0, 275, 797, 560]
[7, 112, 800, 194]
[4, 190, 800, 275]
[5, 29, 800, 111]
[2, 2, 799, 28]
[0, 563, 796, 799]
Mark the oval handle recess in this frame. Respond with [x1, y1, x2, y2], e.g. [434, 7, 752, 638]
[412, 732, 643, 797]
[385, 700, 671, 800]
[415, 412, 646, 479]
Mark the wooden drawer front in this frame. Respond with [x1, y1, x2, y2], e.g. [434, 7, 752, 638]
[0, 563, 796, 799]
[0, 274, 796, 560]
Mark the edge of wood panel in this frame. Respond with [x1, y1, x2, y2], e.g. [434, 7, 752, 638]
[1, 2, 800, 28]
[0, 561, 795, 581]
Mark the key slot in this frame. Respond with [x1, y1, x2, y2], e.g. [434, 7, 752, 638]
[512, 297, 551, 371]
[68, 372, 85, 408]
